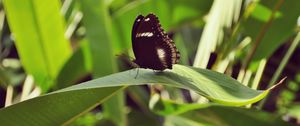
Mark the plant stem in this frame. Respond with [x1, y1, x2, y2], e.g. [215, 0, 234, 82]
[21, 75, 34, 101]
[241, 0, 285, 71]
[247, 59, 266, 108]
[5, 85, 13, 107]
[269, 32, 300, 87]
[251, 59, 267, 90]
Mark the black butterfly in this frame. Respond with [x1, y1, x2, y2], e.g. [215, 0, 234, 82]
[131, 13, 180, 71]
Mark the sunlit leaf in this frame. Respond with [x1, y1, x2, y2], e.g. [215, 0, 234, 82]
[3, 0, 71, 91]
[0, 64, 278, 125]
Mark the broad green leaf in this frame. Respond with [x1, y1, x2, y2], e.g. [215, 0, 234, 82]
[153, 98, 291, 126]
[244, 1, 300, 61]
[79, 0, 117, 77]
[102, 92, 126, 126]
[127, 109, 161, 126]
[0, 86, 122, 126]
[165, 115, 211, 126]
[164, 105, 291, 126]
[151, 98, 211, 116]
[3, 0, 71, 91]
[55, 40, 92, 89]
[70, 112, 103, 126]
[79, 0, 123, 126]
[0, 65, 277, 125]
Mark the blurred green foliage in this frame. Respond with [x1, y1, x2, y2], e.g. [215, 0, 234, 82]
[0, 0, 299, 126]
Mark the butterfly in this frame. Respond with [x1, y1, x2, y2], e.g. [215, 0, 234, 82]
[131, 13, 180, 71]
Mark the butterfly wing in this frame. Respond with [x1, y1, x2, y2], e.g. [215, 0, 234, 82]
[132, 14, 162, 69]
[132, 15, 144, 48]
[132, 15, 144, 61]
[132, 13, 180, 70]
[148, 14, 180, 69]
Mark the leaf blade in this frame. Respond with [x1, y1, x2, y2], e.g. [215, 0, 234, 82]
[3, 0, 71, 90]
[0, 65, 275, 125]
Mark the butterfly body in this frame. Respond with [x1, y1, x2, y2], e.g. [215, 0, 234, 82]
[131, 13, 180, 70]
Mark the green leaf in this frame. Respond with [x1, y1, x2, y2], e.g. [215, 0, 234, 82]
[250, 4, 282, 22]
[151, 98, 211, 116]
[164, 105, 291, 126]
[0, 86, 122, 126]
[127, 109, 161, 126]
[3, 0, 71, 91]
[153, 98, 291, 126]
[79, 0, 123, 126]
[69, 112, 103, 126]
[79, 0, 117, 77]
[102, 92, 127, 126]
[244, 1, 300, 61]
[0, 65, 276, 125]
[55, 40, 92, 89]
[165, 115, 212, 126]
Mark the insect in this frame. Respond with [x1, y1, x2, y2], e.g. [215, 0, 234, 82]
[131, 13, 180, 71]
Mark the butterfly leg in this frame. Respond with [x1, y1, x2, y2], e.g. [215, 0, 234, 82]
[134, 68, 140, 79]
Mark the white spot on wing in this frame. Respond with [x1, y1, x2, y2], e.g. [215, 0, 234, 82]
[147, 32, 153, 37]
[157, 48, 165, 59]
[136, 32, 154, 38]
[157, 48, 167, 67]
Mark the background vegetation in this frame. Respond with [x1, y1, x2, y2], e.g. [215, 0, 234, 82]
[0, 0, 299, 126]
